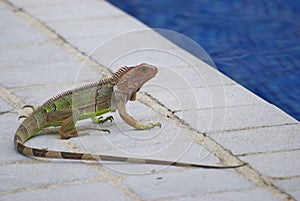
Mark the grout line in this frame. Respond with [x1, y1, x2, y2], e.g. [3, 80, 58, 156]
[172, 102, 262, 112]
[0, 87, 26, 110]
[237, 148, 300, 158]
[44, 13, 128, 24]
[138, 92, 296, 201]
[0, 177, 102, 196]
[152, 186, 259, 201]
[271, 175, 300, 181]
[206, 122, 299, 135]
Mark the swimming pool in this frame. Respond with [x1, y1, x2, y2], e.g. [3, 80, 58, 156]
[108, 0, 300, 121]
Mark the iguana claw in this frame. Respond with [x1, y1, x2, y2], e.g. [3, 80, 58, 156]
[18, 115, 28, 120]
[22, 105, 36, 112]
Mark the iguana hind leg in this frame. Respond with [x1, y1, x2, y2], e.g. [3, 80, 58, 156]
[46, 109, 78, 139]
[59, 116, 78, 139]
[59, 117, 111, 138]
[118, 102, 161, 130]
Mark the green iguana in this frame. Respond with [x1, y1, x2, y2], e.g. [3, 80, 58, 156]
[14, 63, 245, 168]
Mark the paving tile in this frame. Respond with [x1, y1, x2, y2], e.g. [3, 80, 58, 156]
[173, 188, 281, 201]
[90, 31, 197, 68]
[72, 118, 189, 155]
[177, 103, 297, 134]
[210, 124, 300, 155]
[0, 2, 6, 11]
[0, 10, 26, 28]
[274, 177, 300, 201]
[93, 26, 219, 70]
[88, 30, 224, 71]
[167, 45, 218, 67]
[0, 26, 49, 48]
[288, 190, 300, 200]
[240, 150, 300, 178]
[0, 59, 102, 88]
[0, 3, 47, 48]
[148, 84, 262, 111]
[0, 137, 31, 165]
[149, 65, 236, 90]
[24, 1, 125, 22]
[0, 112, 19, 139]
[66, 35, 112, 54]
[47, 16, 145, 39]
[274, 177, 300, 192]
[0, 43, 74, 68]
[0, 162, 99, 193]
[0, 98, 14, 113]
[7, 0, 105, 8]
[0, 181, 130, 201]
[67, 29, 177, 57]
[0, 112, 32, 164]
[122, 168, 253, 200]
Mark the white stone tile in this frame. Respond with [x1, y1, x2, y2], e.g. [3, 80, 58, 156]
[122, 168, 253, 200]
[147, 84, 263, 111]
[0, 162, 98, 192]
[177, 103, 297, 134]
[24, 1, 125, 22]
[173, 188, 281, 201]
[210, 124, 300, 155]
[47, 16, 145, 39]
[0, 181, 130, 201]
[240, 150, 300, 178]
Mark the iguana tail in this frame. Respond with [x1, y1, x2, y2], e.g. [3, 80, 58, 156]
[14, 114, 245, 168]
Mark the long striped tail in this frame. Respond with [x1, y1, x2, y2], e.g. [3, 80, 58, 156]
[15, 142, 246, 168]
[14, 116, 246, 168]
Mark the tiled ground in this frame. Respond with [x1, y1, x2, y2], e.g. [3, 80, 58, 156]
[0, 0, 299, 200]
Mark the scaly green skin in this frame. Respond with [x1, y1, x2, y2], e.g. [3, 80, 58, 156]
[14, 63, 245, 168]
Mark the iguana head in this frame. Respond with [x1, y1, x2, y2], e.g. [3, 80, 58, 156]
[114, 63, 158, 101]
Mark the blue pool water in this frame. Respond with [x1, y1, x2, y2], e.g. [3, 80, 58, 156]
[108, 0, 300, 121]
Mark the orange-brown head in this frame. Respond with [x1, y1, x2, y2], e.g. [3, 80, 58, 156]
[114, 63, 158, 101]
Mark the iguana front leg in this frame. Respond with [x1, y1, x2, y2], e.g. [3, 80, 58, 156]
[117, 102, 161, 130]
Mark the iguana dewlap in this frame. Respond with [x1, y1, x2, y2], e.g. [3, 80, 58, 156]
[14, 63, 245, 168]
